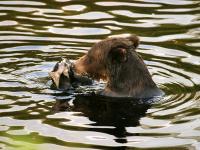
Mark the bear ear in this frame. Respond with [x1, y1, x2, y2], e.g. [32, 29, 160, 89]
[127, 35, 140, 49]
[109, 46, 127, 63]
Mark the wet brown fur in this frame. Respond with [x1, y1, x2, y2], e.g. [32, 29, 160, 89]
[74, 35, 162, 98]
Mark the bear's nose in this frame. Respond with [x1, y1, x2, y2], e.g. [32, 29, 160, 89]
[74, 56, 87, 75]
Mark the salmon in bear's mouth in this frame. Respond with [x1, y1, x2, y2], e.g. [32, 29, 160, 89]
[49, 58, 93, 90]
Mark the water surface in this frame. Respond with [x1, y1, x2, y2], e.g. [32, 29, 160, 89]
[0, 0, 200, 149]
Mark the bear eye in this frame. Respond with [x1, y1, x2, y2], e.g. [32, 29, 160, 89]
[87, 55, 93, 63]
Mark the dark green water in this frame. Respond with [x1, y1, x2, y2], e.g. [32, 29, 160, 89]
[0, 0, 200, 150]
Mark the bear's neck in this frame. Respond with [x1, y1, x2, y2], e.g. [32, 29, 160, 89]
[105, 52, 160, 98]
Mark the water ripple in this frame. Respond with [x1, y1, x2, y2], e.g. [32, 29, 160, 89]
[0, 0, 200, 149]
[48, 27, 111, 36]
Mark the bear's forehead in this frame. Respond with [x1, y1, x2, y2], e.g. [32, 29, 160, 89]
[94, 37, 133, 51]
[109, 38, 132, 48]
[106, 37, 132, 46]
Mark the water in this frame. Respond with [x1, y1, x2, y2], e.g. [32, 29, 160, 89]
[0, 0, 200, 149]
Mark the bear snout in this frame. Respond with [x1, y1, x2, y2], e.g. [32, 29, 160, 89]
[74, 55, 88, 75]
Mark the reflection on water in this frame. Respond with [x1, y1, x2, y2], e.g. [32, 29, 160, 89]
[52, 95, 151, 127]
[0, 0, 200, 149]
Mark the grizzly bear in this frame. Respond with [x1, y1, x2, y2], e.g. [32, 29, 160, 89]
[73, 35, 163, 98]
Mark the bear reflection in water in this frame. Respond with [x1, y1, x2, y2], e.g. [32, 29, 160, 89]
[52, 94, 152, 128]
